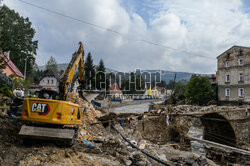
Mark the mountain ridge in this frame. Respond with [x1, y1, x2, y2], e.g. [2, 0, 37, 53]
[38, 64, 213, 83]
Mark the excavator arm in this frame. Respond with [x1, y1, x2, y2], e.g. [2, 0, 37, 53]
[59, 42, 85, 100]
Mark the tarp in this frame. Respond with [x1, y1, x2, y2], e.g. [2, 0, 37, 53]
[91, 100, 101, 107]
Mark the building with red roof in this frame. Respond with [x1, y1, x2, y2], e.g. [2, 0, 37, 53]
[109, 83, 122, 98]
[1, 52, 24, 79]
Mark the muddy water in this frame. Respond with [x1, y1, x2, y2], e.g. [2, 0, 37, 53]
[188, 126, 206, 155]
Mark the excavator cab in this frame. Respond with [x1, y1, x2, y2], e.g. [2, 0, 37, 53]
[36, 89, 59, 100]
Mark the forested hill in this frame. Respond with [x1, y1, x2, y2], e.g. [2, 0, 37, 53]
[38, 64, 212, 83]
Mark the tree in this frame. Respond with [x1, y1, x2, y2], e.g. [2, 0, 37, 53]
[156, 80, 167, 88]
[165, 80, 187, 105]
[0, 55, 7, 72]
[97, 59, 105, 72]
[0, 24, 7, 72]
[96, 59, 106, 90]
[0, 5, 38, 78]
[122, 72, 145, 94]
[166, 80, 175, 89]
[84, 52, 95, 90]
[185, 75, 216, 105]
[174, 80, 187, 100]
[46, 56, 58, 72]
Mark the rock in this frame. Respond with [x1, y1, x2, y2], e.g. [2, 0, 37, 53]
[133, 153, 141, 160]
[139, 143, 146, 149]
[125, 159, 132, 166]
[80, 130, 85, 136]
[136, 160, 147, 166]
[192, 162, 199, 166]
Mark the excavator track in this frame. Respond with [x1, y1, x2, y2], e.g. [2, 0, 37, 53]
[19, 124, 79, 146]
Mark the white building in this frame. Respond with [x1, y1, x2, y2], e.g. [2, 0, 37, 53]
[39, 70, 60, 92]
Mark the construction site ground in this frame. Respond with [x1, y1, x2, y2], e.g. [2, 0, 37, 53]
[0, 93, 248, 166]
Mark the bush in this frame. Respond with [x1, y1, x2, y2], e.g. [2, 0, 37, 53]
[0, 87, 13, 98]
[0, 72, 13, 90]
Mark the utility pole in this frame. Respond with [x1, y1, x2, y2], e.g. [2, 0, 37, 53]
[24, 58, 27, 80]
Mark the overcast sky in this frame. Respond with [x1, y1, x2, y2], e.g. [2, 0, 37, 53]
[4, 0, 250, 73]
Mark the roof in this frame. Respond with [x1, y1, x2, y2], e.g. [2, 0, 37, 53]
[154, 86, 166, 91]
[217, 45, 250, 59]
[109, 84, 122, 94]
[1, 54, 24, 78]
[43, 70, 60, 80]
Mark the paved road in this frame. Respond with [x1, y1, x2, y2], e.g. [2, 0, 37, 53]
[109, 101, 163, 114]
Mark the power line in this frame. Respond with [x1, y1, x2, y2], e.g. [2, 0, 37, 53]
[16, 0, 215, 60]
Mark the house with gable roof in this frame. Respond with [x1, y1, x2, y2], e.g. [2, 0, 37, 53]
[1, 52, 24, 79]
[39, 70, 60, 92]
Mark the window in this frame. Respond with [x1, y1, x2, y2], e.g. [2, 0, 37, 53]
[225, 88, 230, 97]
[52, 79, 54, 84]
[238, 88, 244, 97]
[239, 73, 244, 82]
[226, 75, 230, 82]
[48, 80, 49, 84]
[225, 61, 230, 67]
[239, 50, 243, 56]
[239, 58, 244, 66]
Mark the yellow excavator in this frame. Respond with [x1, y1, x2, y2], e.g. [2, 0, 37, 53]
[19, 42, 85, 145]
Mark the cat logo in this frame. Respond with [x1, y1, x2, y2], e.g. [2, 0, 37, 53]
[31, 103, 50, 115]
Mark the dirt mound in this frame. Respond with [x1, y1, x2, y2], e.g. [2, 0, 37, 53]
[18, 144, 120, 166]
[67, 92, 104, 142]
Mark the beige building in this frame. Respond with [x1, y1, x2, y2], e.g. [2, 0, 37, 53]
[217, 45, 250, 104]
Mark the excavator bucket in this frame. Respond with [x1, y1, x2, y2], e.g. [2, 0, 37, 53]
[19, 125, 75, 141]
[81, 91, 99, 102]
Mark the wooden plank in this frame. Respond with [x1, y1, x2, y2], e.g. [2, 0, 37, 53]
[19, 125, 75, 140]
[188, 136, 250, 155]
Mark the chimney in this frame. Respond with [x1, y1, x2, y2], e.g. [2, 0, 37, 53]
[3, 51, 10, 60]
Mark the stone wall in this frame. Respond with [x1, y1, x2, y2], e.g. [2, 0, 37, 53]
[147, 105, 250, 150]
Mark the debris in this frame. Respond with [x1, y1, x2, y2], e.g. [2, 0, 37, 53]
[166, 114, 169, 126]
[81, 140, 95, 147]
[245, 108, 249, 116]
[139, 143, 146, 149]
[1, 93, 248, 166]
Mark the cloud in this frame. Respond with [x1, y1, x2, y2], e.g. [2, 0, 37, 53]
[4, 0, 250, 73]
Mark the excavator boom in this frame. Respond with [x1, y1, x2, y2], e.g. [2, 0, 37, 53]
[59, 42, 85, 100]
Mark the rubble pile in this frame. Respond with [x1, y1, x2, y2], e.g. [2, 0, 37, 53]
[67, 92, 104, 142]
[0, 95, 228, 165]
[152, 104, 241, 114]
